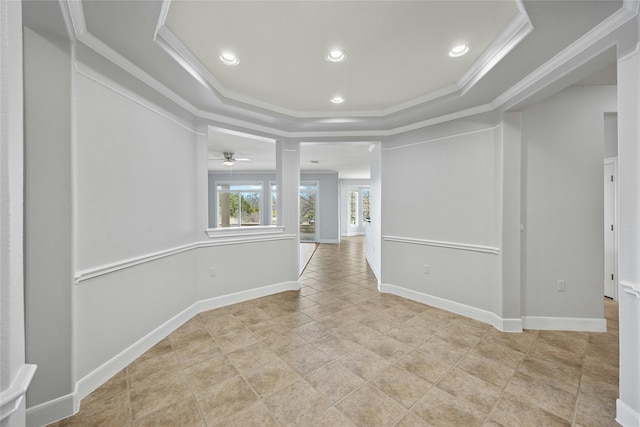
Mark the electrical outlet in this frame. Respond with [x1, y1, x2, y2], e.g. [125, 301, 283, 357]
[557, 280, 566, 292]
[424, 264, 430, 275]
[209, 267, 217, 277]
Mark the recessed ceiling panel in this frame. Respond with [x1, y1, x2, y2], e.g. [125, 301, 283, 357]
[166, 1, 520, 113]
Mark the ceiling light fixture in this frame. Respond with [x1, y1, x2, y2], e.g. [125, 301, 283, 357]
[326, 49, 346, 63]
[449, 44, 469, 58]
[222, 152, 235, 166]
[220, 51, 239, 66]
[330, 96, 344, 104]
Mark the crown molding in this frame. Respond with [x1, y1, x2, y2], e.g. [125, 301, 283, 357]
[152, 1, 531, 120]
[66, 0, 86, 39]
[623, 0, 640, 15]
[459, 9, 533, 95]
[63, 0, 633, 141]
[494, 4, 637, 111]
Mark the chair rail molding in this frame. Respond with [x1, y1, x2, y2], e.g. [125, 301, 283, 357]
[0, 364, 37, 422]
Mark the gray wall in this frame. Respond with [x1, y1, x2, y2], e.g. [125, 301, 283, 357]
[521, 85, 616, 319]
[23, 27, 73, 408]
[604, 113, 618, 158]
[381, 85, 615, 323]
[382, 117, 501, 314]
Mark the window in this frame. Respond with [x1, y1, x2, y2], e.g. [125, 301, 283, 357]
[349, 190, 358, 226]
[348, 186, 370, 227]
[216, 183, 262, 227]
[270, 183, 277, 225]
[362, 189, 370, 223]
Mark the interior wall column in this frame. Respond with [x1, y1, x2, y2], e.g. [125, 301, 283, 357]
[616, 42, 640, 426]
[0, 2, 37, 426]
[500, 112, 523, 328]
[276, 139, 300, 279]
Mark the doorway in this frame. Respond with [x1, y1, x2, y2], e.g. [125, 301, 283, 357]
[300, 182, 318, 242]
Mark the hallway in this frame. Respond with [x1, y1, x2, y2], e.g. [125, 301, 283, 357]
[50, 236, 619, 426]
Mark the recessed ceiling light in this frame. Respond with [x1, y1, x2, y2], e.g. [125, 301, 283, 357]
[330, 96, 344, 104]
[326, 49, 346, 63]
[449, 45, 469, 58]
[220, 51, 239, 66]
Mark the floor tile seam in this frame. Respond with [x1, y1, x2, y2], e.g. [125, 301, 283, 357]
[371, 363, 438, 420]
[571, 343, 595, 427]
[324, 364, 413, 426]
[481, 328, 539, 425]
[128, 347, 193, 424]
[126, 366, 134, 425]
[420, 327, 501, 420]
[169, 343, 210, 427]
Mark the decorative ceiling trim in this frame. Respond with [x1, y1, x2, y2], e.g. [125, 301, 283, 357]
[153, 0, 531, 120]
[494, 4, 637, 110]
[458, 9, 533, 95]
[63, 0, 632, 142]
[76, 31, 201, 119]
[65, 0, 87, 39]
[623, 0, 640, 15]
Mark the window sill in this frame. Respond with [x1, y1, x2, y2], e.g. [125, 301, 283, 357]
[206, 226, 286, 240]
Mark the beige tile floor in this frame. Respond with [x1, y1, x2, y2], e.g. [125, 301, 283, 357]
[50, 236, 620, 427]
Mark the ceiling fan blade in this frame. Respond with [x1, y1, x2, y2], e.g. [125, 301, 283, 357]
[235, 158, 251, 162]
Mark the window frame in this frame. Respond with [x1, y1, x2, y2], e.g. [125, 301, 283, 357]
[215, 181, 264, 228]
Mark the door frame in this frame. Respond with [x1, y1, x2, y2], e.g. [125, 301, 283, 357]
[604, 157, 618, 300]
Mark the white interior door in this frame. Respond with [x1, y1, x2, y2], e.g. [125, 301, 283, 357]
[604, 160, 616, 299]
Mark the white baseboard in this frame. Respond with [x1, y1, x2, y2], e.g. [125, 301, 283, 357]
[617, 398, 640, 427]
[365, 253, 381, 285]
[195, 281, 300, 313]
[342, 232, 365, 237]
[318, 239, 339, 244]
[26, 280, 300, 427]
[25, 393, 75, 427]
[379, 283, 523, 333]
[522, 316, 607, 332]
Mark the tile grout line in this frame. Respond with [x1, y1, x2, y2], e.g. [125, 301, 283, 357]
[481, 330, 538, 425]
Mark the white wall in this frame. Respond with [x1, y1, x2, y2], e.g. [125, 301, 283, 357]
[367, 145, 382, 282]
[521, 85, 616, 322]
[604, 113, 618, 158]
[617, 46, 640, 427]
[23, 27, 74, 411]
[500, 113, 523, 321]
[381, 120, 501, 315]
[75, 73, 200, 271]
[0, 3, 32, 426]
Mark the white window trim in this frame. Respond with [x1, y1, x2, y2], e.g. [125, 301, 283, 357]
[215, 180, 264, 228]
[206, 225, 286, 239]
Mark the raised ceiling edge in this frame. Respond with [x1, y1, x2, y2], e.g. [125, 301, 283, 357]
[494, 4, 637, 110]
[61, 0, 632, 141]
[152, 1, 532, 120]
[64, 0, 87, 39]
[459, 11, 533, 96]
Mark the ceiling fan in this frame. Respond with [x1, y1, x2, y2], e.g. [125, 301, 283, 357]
[207, 152, 251, 167]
